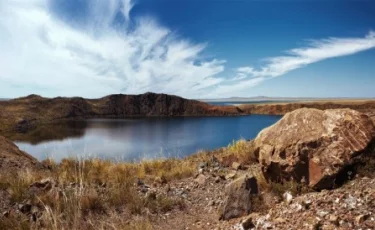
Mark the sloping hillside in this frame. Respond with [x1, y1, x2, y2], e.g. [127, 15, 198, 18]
[0, 93, 240, 134]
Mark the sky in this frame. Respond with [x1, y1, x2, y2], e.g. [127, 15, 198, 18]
[0, 0, 375, 99]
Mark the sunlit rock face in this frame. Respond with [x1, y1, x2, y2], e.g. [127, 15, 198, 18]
[253, 108, 375, 190]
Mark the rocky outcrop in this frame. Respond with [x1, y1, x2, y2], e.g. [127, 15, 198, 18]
[234, 177, 375, 230]
[253, 108, 375, 190]
[0, 92, 240, 135]
[99, 93, 239, 116]
[220, 175, 259, 220]
[0, 136, 44, 173]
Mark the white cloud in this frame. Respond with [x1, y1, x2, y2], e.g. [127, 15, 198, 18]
[0, 0, 374, 99]
[0, 0, 225, 98]
[207, 31, 375, 97]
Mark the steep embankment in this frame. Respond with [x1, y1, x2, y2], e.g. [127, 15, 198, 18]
[0, 93, 240, 135]
[0, 136, 44, 174]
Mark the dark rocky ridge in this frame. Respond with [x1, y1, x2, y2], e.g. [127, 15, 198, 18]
[0, 92, 240, 135]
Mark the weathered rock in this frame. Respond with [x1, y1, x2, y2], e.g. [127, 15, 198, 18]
[241, 213, 260, 229]
[225, 171, 237, 180]
[220, 175, 259, 220]
[198, 162, 208, 169]
[194, 174, 207, 185]
[232, 162, 241, 170]
[355, 214, 368, 224]
[329, 215, 339, 225]
[283, 191, 293, 204]
[253, 108, 375, 190]
[30, 178, 56, 193]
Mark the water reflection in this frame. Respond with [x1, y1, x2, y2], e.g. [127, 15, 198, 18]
[15, 116, 281, 162]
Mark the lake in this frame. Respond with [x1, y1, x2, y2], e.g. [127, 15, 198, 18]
[206, 100, 297, 106]
[15, 115, 281, 162]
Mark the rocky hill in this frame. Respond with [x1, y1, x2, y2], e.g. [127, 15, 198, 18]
[0, 92, 240, 135]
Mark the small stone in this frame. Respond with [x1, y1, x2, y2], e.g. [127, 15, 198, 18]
[198, 162, 208, 169]
[312, 221, 322, 230]
[329, 215, 339, 225]
[30, 206, 39, 215]
[274, 217, 286, 223]
[242, 215, 257, 230]
[214, 177, 221, 183]
[303, 200, 312, 209]
[355, 214, 368, 224]
[232, 162, 241, 170]
[316, 210, 329, 218]
[225, 171, 237, 180]
[2, 211, 9, 217]
[220, 175, 259, 220]
[295, 203, 303, 212]
[194, 174, 207, 185]
[29, 178, 56, 193]
[283, 191, 293, 204]
[344, 194, 357, 210]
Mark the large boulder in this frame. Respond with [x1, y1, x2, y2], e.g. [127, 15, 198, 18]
[220, 175, 258, 220]
[253, 108, 375, 190]
[0, 136, 44, 173]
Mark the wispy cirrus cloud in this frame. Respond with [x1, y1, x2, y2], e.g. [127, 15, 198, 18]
[0, 0, 225, 98]
[248, 31, 375, 78]
[213, 31, 375, 97]
[0, 0, 374, 98]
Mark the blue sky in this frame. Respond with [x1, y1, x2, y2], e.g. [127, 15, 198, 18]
[0, 0, 374, 99]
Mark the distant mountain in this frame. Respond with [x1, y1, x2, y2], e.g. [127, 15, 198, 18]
[201, 96, 374, 103]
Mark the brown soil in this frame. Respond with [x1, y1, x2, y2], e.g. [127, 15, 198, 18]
[0, 136, 44, 174]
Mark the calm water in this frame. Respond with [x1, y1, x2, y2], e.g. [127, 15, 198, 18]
[15, 115, 281, 162]
[207, 100, 297, 106]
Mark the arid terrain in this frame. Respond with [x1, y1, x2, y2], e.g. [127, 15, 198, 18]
[1, 94, 375, 230]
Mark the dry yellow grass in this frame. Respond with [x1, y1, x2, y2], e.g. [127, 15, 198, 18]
[226, 139, 256, 163]
[0, 155, 201, 230]
[0, 139, 263, 230]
